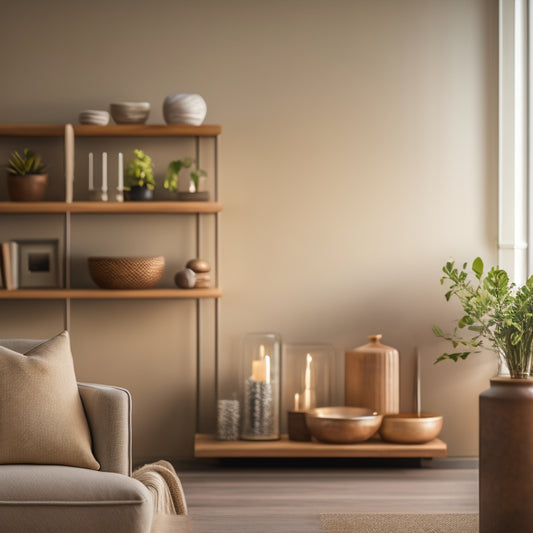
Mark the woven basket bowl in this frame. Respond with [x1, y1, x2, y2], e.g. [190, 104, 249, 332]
[88, 256, 165, 289]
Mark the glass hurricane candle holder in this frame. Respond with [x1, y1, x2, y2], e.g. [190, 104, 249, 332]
[241, 333, 281, 440]
[282, 344, 335, 436]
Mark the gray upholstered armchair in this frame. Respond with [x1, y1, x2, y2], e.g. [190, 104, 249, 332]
[0, 338, 153, 533]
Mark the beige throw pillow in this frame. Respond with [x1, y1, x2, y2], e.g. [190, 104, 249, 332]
[0, 331, 100, 470]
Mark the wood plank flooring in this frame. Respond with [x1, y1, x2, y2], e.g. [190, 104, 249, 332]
[154, 460, 478, 533]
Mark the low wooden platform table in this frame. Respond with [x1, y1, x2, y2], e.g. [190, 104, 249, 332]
[194, 434, 447, 458]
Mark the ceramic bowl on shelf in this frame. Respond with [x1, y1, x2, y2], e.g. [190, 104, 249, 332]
[78, 110, 110, 125]
[379, 413, 443, 444]
[88, 256, 165, 289]
[163, 93, 207, 126]
[109, 102, 151, 124]
[305, 406, 383, 444]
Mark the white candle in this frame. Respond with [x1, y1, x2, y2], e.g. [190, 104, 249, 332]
[118, 152, 123, 190]
[294, 392, 300, 411]
[416, 348, 421, 416]
[252, 359, 266, 382]
[302, 353, 316, 410]
[102, 152, 107, 192]
[251, 354, 271, 383]
[65, 124, 75, 203]
[304, 353, 312, 389]
[265, 354, 271, 384]
[88, 152, 94, 190]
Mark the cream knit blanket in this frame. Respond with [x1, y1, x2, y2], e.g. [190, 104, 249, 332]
[133, 460, 188, 515]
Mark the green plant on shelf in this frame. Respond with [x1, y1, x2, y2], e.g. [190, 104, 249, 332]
[164, 156, 207, 193]
[124, 149, 155, 191]
[6, 148, 47, 176]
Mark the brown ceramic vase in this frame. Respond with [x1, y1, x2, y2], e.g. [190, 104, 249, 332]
[345, 334, 399, 415]
[7, 174, 48, 201]
[479, 377, 533, 533]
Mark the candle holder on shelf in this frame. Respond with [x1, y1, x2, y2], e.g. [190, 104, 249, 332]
[241, 333, 281, 441]
[282, 344, 335, 439]
[216, 398, 240, 441]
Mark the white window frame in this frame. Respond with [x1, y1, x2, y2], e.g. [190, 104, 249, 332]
[499, 0, 529, 284]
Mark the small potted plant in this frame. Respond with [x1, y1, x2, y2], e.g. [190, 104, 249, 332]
[164, 156, 208, 201]
[433, 257, 533, 378]
[124, 149, 155, 201]
[6, 148, 48, 201]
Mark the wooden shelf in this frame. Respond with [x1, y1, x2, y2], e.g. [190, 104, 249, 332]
[0, 201, 222, 214]
[0, 288, 222, 300]
[194, 434, 447, 459]
[0, 124, 221, 137]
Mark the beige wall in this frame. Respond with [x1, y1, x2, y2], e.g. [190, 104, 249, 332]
[0, 0, 498, 461]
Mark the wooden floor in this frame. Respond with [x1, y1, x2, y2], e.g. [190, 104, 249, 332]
[153, 459, 479, 533]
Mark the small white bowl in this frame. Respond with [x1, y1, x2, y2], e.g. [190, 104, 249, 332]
[110, 102, 150, 124]
[79, 110, 110, 125]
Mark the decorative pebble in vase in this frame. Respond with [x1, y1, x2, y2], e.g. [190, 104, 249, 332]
[241, 333, 281, 440]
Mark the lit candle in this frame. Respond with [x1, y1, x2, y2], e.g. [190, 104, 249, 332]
[304, 353, 312, 389]
[118, 152, 123, 190]
[265, 354, 271, 384]
[302, 353, 316, 410]
[102, 152, 107, 192]
[88, 152, 94, 190]
[294, 392, 300, 411]
[252, 359, 266, 381]
[416, 348, 421, 416]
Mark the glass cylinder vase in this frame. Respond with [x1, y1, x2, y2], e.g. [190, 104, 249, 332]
[241, 333, 281, 441]
[282, 344, 335, 440]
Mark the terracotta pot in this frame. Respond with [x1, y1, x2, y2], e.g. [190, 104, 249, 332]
[345, 334, 399, 415]
[7, 174, 48, 201]
[480, 377, 533, 532]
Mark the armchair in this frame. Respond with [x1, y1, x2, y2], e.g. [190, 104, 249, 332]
[0, 338, 153, 533]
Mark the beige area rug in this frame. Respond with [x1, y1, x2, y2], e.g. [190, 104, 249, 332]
[320, 513, 479, 532]
[133, 460, 188, 515]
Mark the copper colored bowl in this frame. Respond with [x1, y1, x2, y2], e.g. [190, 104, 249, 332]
[88, 256, 165, 289]
[305, 406, 383, 444]
[380, 413, 443, 444]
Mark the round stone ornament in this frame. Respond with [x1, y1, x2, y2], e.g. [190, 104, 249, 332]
[174, 268, 197, 289]
[186, 258, 211, 273]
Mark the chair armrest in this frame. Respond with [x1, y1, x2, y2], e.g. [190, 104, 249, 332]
[77, 383, 132, 476]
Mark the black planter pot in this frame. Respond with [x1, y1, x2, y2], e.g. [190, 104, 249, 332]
[126, 186, 153, 201]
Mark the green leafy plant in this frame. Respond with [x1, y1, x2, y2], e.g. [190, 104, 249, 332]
[124, 149, 155, 191]
[6, 148, 47, 176]
[164, 156, 207, 192]
[433, 257, 533, 377]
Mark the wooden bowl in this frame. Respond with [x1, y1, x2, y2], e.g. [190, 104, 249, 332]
[88, 256, 165, 289]
[380, 413, 443, 444]
[305, 406, 383, 444]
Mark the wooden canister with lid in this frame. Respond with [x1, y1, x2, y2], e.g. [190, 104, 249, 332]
[345, 334, 399, 415]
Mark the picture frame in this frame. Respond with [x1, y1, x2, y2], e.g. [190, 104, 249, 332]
[17, 239, 60, 289]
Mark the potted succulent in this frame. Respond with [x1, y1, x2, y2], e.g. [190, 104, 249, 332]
[433, 257, 533, 378]
[124, 149, 155, 201]
[164, 156, 208, 201]
[6, 148, 48, 201]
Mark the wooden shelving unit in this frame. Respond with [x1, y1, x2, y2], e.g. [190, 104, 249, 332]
[0, 288, 222, 300]
[194, 434, 447, 459]
[0, 124, 222, 137]
[0, 201, 222, 214]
